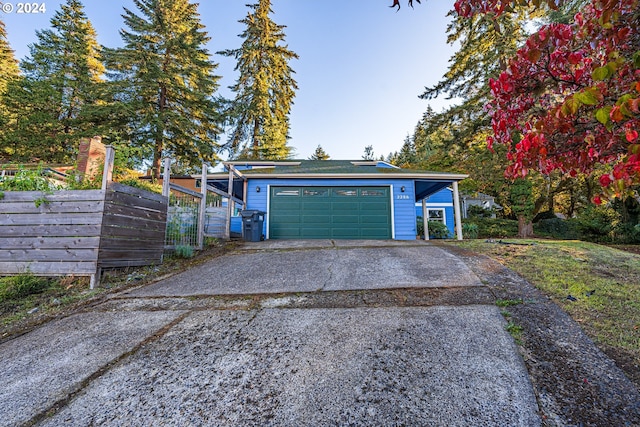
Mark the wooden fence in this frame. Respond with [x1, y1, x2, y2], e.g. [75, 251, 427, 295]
[0, 181, 168, 288]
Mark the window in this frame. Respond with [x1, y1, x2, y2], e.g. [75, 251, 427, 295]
[361, 189, 386, 197]
[427, 209, 445, 222]
[303, 188, 329, 196]
[275, 189, 300, 196]
[334, 189, 357, 196]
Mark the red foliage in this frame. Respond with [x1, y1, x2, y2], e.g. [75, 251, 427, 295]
[455, 0, 640, 201]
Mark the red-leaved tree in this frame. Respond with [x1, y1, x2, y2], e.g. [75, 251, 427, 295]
[453, 0, 639, 202]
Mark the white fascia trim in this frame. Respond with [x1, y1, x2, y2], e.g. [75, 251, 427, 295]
[416, 202, 454, 207]
[205, 173, 469, 180]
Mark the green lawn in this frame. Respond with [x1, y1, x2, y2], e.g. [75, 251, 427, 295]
[450, 239, 640, 364]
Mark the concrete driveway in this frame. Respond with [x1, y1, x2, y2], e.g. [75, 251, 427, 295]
[0, 241, 541, 426]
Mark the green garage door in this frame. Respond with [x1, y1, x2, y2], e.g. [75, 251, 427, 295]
[269, 186, 392, 239]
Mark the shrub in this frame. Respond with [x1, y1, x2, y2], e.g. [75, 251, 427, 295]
[0, 274, 52, 302]
[467, 205, 494, 218]
[174, 245, 194, 259]
[417, 217, 451, 239]
[427, 220, 451, 239]
[0, 165, 56, 192]
[472, 218, 519, 238]
[534, 218, 579, 239]
[573, 205, 620, 243]
[462, 223, 479, 239]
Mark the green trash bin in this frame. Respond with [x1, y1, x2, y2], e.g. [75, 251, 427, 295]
[240, 210, 265, 242]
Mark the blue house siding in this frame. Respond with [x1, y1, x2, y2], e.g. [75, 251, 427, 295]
[243, 178, 417, 240]
[415, 188, 455, 236]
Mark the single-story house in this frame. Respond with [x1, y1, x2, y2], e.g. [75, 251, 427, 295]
[205, 160, 467, 240]
[460, 192, 502, 218]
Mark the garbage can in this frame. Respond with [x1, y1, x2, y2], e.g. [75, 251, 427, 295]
[240, 210, 265, 242]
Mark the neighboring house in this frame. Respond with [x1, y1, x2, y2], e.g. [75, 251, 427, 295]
[207, 160, 467, 240]
[460, 192, 502, 219]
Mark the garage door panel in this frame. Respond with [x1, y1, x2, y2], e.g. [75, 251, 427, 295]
[302, 215, 331, 224]
[272, 214, 301, 224]
[332, 215, 360, 224]
[332, 202, 359, 211]
[302, 201, 331, 211]
[270, 186, 391, 239]
[360, 201, 388, 210]
[361, 215, 389, 224]
[301, 227, 331, 238]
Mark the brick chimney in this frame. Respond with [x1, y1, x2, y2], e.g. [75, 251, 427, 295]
[76, 136, 106, 180]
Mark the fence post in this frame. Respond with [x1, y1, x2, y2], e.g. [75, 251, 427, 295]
[162, 158, 171, 198]
[101, 145, 115, 191]
[197, 163, 207, 249]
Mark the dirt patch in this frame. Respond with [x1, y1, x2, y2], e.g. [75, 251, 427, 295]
[0, 242, 232, 345]
[607, 244, 640, 255]
[441, 243, 640, 427]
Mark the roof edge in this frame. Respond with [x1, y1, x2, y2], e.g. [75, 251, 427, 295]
[204, 172, 469, 181]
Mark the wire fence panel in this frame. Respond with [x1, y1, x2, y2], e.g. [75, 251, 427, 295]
[165, 191, 223, 247]
[165, 191, 200, 248]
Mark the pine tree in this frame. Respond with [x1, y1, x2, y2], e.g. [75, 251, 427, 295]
[0, 18, 19, 92]
[220, 0, 298, 160]
[0, 18, 19, 156]
[1, 0, 104, 163]
[309, 145, 330, 160]
[362, 145, 375, 161]
[106, 0, 222, 179]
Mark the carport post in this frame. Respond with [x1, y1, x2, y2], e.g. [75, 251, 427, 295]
[452, 181, 463, 240]
[422, 199, 429, 241]
[197, 163, 207, 249]
[225, 166, 233, 239]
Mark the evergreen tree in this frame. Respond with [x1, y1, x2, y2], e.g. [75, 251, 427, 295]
[309, 145, 330, 160]
[0, 18, 19, 155]
[1, 0, 104, 162]
[362, 145, 375, 161]
[106, 0, 222, 179]
[220, 0, 298, 160]
[0, 18, 19, 92]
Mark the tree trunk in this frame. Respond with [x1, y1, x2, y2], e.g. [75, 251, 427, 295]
[517, 215, 534, 238]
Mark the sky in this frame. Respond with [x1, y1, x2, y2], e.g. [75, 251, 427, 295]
[1, 0, 458, 161]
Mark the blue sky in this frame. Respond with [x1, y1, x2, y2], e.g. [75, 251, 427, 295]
[2, 0, 457, 161]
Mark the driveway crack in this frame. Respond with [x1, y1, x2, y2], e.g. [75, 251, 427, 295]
[24, 310, 193, 427]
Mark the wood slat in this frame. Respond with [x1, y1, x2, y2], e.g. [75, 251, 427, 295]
[104, 204, 167, 222]
[100, 224, 166, 240]
[0, 261, 97, 275]
[0, 212, 103, 226]
[0, 224, 102, 238]
[99, 237, 164, 250]
[0, 190, 104, 202]
[0, 237, 100, 250]
[98, 249, 164, 261]
[98, 259, 161, 268]
[106, 191, 167, 212]
[102, 214, 166, 232]
[0, 200, 105, 214]
[0, 248, 98, 262]
[107, 182, 167, 204]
